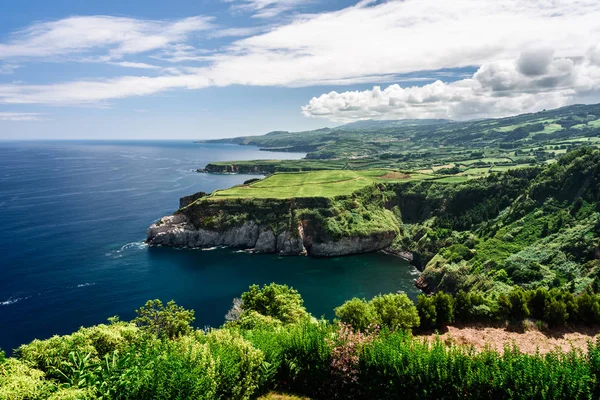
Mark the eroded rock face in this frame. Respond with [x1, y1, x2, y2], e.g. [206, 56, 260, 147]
[146, 214, 308, 255]
[306, 232, 396, 257]
[146, 214, 394, 257]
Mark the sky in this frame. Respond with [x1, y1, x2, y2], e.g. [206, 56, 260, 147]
[1, 0, 600, 140]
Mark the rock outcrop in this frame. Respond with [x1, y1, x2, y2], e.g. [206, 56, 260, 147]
[146, 213, 395, 257]
[146, 182, 401, 257]
[147, 214, 308, 255]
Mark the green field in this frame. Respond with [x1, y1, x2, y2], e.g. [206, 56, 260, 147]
[210, 169, 429, 199]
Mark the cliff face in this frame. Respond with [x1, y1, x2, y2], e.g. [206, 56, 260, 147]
[146, 186, 400, 257]
[147, 215, 306, 255]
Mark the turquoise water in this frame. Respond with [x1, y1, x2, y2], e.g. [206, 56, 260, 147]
[0, 141, 419, 353]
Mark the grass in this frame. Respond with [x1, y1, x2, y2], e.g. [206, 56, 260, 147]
[209, 169, 432, 199]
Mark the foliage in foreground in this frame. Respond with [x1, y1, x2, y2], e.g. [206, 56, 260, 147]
[4, 285, 600, 399]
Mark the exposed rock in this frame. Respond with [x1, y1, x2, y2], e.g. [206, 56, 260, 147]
[147, 215, 308, 255]
[254, 230, 277, 253]
[306, 232, 395, 257]
[179, 191, 208, 208]
[415, 275, 431, 293]
[277, 231, 306, 255]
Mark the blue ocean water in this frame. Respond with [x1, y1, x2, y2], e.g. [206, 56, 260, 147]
[0, 141, 418, 353]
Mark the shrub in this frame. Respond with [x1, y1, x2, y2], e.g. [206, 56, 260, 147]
[416, 295, 437, 329]
[241, 283, 309, 324]
[453, 290, 471, 323]
[544, 300, 569, 327]
[528, 288, 550, 320]
[113, 336, 219, 399]
[206, 329, 265, 399]
[0, 359, 53, 400]
[326, 323, 378, 396]
[433, 291, 454, 327]
[575, 292, 600, 324]
[335, 298, 376, 332]
[237, 311, 282, 330]
[370, 293, 420, 331]
[507, 287, 530, 321]
[16, 322, 141, 378]
[134, 300, 195, 339]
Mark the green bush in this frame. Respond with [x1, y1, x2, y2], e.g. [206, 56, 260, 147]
[0, 359, 53, 400]
[134, 300, 195, 339]
[453, 290, 471, 322]
[205, 329, 264, 399]
[416, 295, 437, 329]
[575, 292, 600, 324]
[16, 322, 141, 379]
[370, 293, 420, 331]
[544, 300, 569, 327]
[433, 291, 454, 327]
[528, 288, 550, 320]
[335, 298, 376, 331]
[241, 283, 309, 325]
[507, 287, 530, 321]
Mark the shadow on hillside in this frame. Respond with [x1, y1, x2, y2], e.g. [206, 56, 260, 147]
[538, 324, 600, 340]
[447, 321, 600, 340]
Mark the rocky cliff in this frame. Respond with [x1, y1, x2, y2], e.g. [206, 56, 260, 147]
[146, 186, 400, 257]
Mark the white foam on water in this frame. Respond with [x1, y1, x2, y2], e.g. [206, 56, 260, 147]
[0, 296, 31, 306]
[106, 241, 148, 258]
[76, 283, 96, 288]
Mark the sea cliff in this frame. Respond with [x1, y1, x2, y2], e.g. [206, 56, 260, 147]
[146, 183, 400, 257]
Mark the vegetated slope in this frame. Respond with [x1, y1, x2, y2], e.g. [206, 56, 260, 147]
[393, 146, 600, 296]
[201, 103, 600, 172]
[152, 147, 600, 289]
[4, 285, 600, 400]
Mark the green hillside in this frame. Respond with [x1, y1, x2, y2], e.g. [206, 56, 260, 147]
[201, 103, 600, 173]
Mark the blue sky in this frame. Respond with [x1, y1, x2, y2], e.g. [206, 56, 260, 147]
[1, 0, 599, 139]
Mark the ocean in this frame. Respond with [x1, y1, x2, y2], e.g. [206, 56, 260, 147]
[0, 140, 419, 353]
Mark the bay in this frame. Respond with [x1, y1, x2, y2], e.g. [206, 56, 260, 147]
[0, 140, 419, 353]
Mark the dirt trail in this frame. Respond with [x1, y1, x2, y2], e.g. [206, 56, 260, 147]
[416, 323, 600, 354]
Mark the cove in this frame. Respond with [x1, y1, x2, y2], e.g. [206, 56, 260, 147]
[0, 140, 418, 354]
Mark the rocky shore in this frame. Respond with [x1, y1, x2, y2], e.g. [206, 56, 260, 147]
[146, 213, 395, 257]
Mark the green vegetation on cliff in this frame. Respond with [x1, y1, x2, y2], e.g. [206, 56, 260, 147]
[182, 146, 600, 297]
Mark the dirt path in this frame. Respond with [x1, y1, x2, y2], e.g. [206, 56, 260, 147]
[416, 323, 600, 354]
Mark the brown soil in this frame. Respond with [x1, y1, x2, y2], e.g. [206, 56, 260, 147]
[379, 171, 411, 179]
[258, 392, 310, 400]
[416, 322, 600, 354]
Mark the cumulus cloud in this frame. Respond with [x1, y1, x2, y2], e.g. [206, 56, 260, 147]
[301, 50, 600, 121]
[0, 15, 214, 61]
[517, 48, 555, 77]
[0, 112, 42, 121]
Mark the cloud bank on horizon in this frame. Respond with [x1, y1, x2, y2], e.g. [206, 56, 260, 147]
[1, 0, 600, 123]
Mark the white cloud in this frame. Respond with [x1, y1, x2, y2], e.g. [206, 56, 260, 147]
[301, 50, 600, 121]
[0, 74, 210, 105]
[109, 61, 161, 69]
[0, 112, 42, 121]
[0, 15, 214, 61]
[0, 63, 18, 74]
[224, 0, 312, 18]
[205, 0, 600, 87]
[209, 26, 269, 38]
[0, 0, 600, 119]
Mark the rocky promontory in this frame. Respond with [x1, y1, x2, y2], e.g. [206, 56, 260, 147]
[146, 184, 400, 257]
